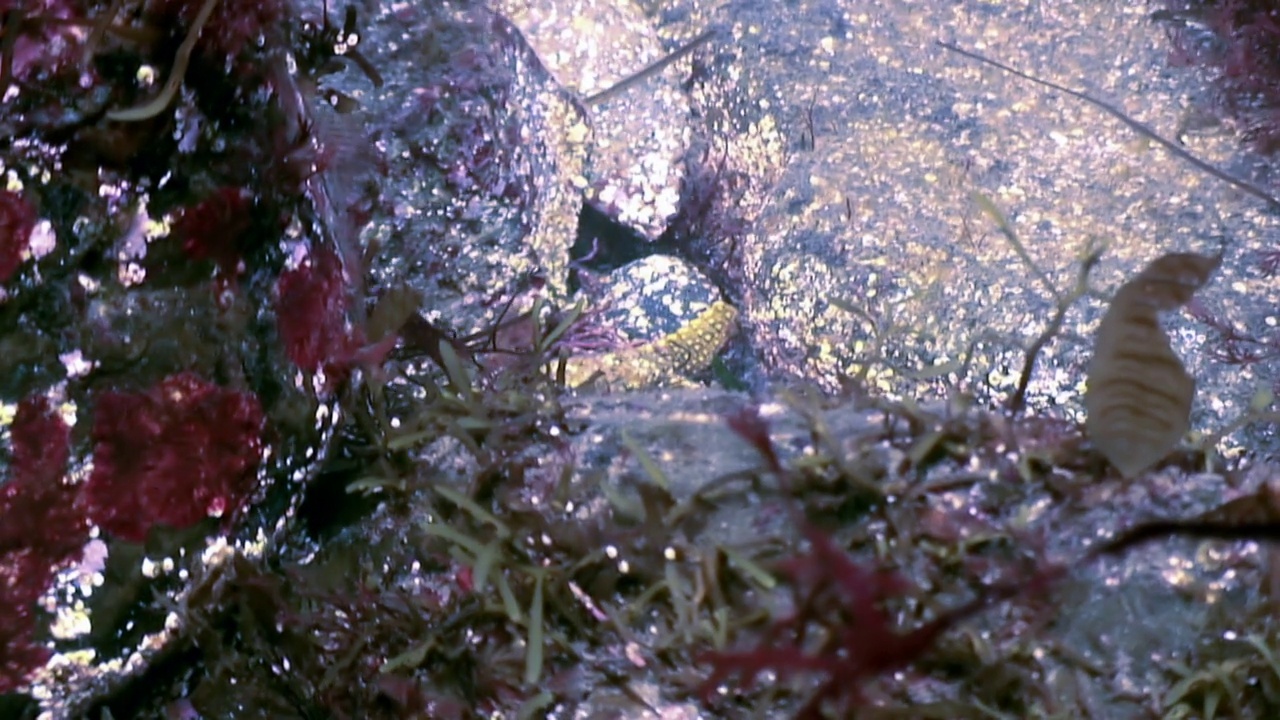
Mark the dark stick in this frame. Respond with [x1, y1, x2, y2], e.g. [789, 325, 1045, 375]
[937, 40, 1280, 212]
[586, 28, 719, 106]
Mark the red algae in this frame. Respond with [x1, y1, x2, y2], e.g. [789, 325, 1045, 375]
[2, 396, 84, 555]
[0, 189, 37, 284]
[84, 373, 267, 543]
[1162, 0, 1280, 155]
[0, 395, 82, 693]
[0, 545, 55, 694]
[276, 246, 359, 379]
[175, 186, 255, 275]
[0, 0, 358, 708]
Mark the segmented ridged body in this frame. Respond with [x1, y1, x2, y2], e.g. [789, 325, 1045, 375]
[1084, 252, 1219, 478]
[563, 300, 738, 392]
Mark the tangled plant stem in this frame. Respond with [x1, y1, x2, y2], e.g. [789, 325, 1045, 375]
[106, 0, 221, 122]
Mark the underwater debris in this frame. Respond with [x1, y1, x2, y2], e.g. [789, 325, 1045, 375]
[105, 0, 221, 122]
[583, 28, 720, 107]
[1085, 252, 1221, 478]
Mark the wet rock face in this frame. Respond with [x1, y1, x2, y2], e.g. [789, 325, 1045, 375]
[345, 0, 737, 391]
[353, 0, 590, 337]
[8, 0, 1276, 717]
[0, 0, 713, 713]
[649, 0, 1278, 440]
[493, 0, 694, 241]
[0, 0, 359, 710]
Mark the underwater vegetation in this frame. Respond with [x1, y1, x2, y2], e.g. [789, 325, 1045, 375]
[2, 1, 1280, 719]
[0, 189, 38, 284]
[1159, 0, 1280, 156]
[694, 405, 1280, 719]
[84, 372, 268, 543]
[123, 224, 1270, 718]
[0, 397, 80, 696]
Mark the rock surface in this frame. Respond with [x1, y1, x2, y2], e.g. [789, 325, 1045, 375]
[493, 0, 694, 240]
[652, 0, 1278, 451]
[3, 0, 1279, 717]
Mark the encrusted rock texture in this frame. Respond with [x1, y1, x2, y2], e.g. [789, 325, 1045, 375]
[2, 0, 1279, 718]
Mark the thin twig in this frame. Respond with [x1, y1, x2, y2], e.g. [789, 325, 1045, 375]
[107, 0, 220, 122]
[82, 0, 126, 69]
[972, 191, 1059, 301]
[937, 40, 1280, 212]
[1007, 239, 1104, 414]
[585, 28, 719, 106]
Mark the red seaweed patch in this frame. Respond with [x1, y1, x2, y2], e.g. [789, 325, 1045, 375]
[0, 189, 37, 284]
[0, 395, 83, 693]
[84, 373, 267, 543]
[174, 186, 255, 276]
[276, 246, 360, 381]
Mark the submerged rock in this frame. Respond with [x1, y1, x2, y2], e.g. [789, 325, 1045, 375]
[351, 0, 590, 338]
[0, 0, 358, 712]
[493, 0, 693, 241]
